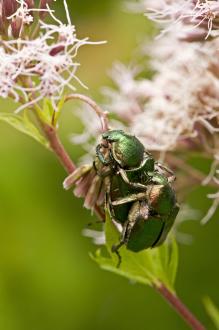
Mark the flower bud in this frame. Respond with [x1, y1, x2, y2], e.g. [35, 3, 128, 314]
[25, 0, 35, 9]
[0, 0, 17, 34]
[39, 0, 53, 19]
[2, 0, 17, 19]
[11, 16, 23, 38]
[49, 45, 65, 56]
[0, 3, 5, 33]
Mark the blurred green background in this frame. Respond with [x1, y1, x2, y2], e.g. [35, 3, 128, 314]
[0, 1, 219, 329]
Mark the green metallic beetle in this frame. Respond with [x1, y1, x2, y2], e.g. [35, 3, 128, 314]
[95, 130, 179, 259]
[63, 129, 179, 266]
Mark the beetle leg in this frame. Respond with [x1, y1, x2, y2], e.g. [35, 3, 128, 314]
[104, 175, 113, 213]
[111, 242, 123, 268]
[112, 224, 128, 268]
[111, 192, 147, 206]
[156, 162, 174, 175]
[167, 175, 176, 183]
[104, 174, 126, 268]
[118, 168, 148, 190]
[96, 144, 112, 165]
[156, 162, 176, 182]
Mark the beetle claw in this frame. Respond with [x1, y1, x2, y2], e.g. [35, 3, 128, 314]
[112, 243, 124, 268]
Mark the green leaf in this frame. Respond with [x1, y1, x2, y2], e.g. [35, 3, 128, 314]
[92, 209, 179, 292]
[36, 97, 65, 126]
[36, 98, 54, 125]
[43, 98, 54, 123]
[54, 96, 65, 126]
[0, 112, 49, 148]
[203, 297, 219, 330]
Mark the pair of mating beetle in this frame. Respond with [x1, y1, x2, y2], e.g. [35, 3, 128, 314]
[66, 130, 179, 264]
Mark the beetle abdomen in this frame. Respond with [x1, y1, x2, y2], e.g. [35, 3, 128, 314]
[126, 201, 164, 252]
[127, 215, 164, 252]
[148, 184, 176, 215]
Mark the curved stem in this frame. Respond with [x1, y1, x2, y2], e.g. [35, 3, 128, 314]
[65, 93, 110, 132]
[155, 284, 206, 330]
[37, 117, 105, 220]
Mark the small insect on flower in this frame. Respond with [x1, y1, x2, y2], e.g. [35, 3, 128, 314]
[64, 130, 179, 266]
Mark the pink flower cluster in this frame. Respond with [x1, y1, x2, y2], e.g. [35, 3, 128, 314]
[0, 0, 104, 112]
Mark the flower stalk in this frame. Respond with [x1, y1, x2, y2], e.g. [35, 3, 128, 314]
[155, 283, 206, 330]
[64, 93, 110, 132]
[40, 121, 76, 174]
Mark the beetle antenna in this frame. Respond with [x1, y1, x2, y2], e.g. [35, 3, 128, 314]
[156, 162, 173, 174]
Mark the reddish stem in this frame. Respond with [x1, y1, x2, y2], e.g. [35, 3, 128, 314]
[41, 122, 105, 220]
[155, 284, 206, 330]
[64, 93, 110, 132]
[42, 122, 76, 174]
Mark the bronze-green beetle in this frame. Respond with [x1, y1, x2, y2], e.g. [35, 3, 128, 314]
[95, 130, 179, 261]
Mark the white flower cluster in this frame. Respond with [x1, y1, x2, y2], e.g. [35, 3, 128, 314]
[0, 0, 103, 111]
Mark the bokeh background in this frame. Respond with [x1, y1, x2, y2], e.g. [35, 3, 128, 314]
[0, 1, 219, 329]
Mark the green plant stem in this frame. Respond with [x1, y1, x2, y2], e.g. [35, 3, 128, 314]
[155, 283, 206, 330]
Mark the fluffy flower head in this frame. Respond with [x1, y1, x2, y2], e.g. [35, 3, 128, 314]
[0, 0, 104, 111]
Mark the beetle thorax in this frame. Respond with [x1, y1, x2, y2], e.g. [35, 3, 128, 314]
[112, 135, 145, 169]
